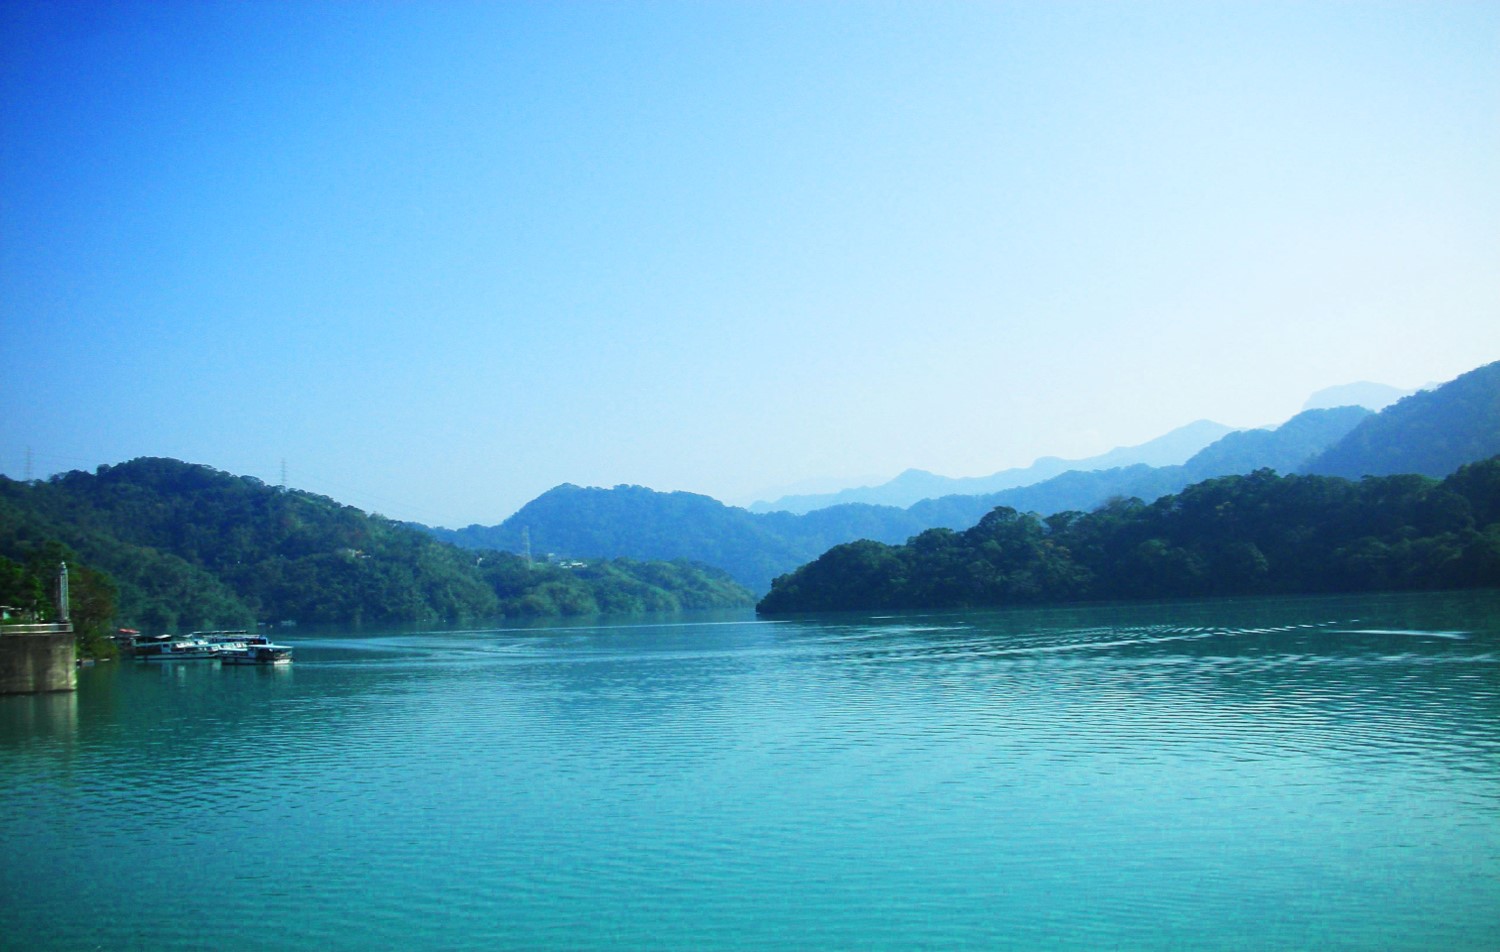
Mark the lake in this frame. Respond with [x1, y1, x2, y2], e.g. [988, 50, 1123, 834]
[3, 591, 1498, 950]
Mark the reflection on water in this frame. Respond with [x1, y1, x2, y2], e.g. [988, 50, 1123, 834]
[0, 688, 77, 741]
[2, 591, 1498, 951]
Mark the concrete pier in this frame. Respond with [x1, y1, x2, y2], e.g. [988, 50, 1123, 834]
[0, 623, 77, 694]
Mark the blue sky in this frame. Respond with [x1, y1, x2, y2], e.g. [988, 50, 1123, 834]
[3, 1, 1497, 526]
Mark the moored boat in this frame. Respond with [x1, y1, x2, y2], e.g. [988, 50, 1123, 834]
[130, 636, 220, 661]
[219, 642, 293, 665]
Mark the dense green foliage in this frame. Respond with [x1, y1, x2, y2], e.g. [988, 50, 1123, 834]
[1303, 360, 1500, 478]
[0, 458, 753, 632]
[757, 460, 1500, 613]
[477, 551, 753, 617]
[1, 480, 252, 634]
[0, 542, 120, 658]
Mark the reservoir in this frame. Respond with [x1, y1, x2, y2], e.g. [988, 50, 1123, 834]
[3, 591, 1498, 950]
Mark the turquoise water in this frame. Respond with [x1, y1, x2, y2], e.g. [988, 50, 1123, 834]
[3, 591, 1499, 950]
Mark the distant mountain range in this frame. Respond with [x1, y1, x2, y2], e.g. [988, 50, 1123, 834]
[432, 405, 1374, 592]
[1302, 380, 1416, 412]
[752, 379, 1422, 516]
[432, 361, 1500, 592]
[748, 419, 1235, 514]
[948, 404, 1374, 522]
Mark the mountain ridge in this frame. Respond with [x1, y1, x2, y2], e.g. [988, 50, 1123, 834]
[432, 403, 1389, 592]
[749, 419, 1235, 514]
[1302, 361, 1500, 479]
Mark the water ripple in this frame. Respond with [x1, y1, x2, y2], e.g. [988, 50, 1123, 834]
[4, 593, 1499, 951]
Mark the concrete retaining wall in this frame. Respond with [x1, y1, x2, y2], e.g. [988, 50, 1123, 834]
[0, 625, 77, 693]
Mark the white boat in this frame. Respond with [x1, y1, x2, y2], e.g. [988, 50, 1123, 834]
[219, 642, 293, 665]
[131, 637, 220, 661]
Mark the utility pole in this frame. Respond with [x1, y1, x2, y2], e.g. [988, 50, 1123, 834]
[522, 527, 533, 567]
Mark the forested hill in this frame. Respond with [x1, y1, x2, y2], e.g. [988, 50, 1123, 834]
[429, 406, 1374, 593]
[429, 483, 939, 595]
[1302, 359, 1500, 479]
[757, 459, 1500, 614]
[0, 458, 753, 634]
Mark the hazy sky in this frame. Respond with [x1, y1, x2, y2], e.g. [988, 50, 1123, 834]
[3, 2, 1497, 526]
